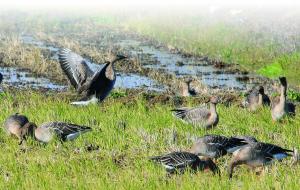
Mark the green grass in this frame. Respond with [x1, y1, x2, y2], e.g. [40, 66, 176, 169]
[0, 90, 299, 189]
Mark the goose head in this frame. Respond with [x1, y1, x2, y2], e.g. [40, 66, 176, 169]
[279, 77, 287, 87]
[258, 86, 265, 95]
[210, 96, 219, 105]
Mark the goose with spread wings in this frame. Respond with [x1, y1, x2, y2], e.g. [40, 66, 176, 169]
[58, 48, 127, 105]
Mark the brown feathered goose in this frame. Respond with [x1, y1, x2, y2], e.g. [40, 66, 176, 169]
[171, 96, 219, 129]
[243, 86, 270, 111]
[150, 151, 219, 175]
[34, 122, 92, 143]
[58, 48, 127, 105]
[4, 113, 37, 144]
[190, 135, 249, 159]
[228, 141, 293, 178]
[271, 77, 296, 121]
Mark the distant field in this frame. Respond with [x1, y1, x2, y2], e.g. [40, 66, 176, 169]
[123, 14, 300, 86]
[0, 90, 299, 189]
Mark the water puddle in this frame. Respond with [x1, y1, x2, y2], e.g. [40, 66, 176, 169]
[0, 67, 66, 90]
[116, 39, 258, 90]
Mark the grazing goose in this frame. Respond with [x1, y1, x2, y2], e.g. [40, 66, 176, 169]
[271, 77, 296, 121]
[0, 72, 3, 84]
[58, 48, 127, 105]
[171, 96, 219, 129]
[34, 122, 92, 143]
[190, 135, 249, 159]
[180, 79, 197, 97]
[4, 113, 37, 144]
[228, 142, 293, 178]
[243, 86, 270, 111]
[150, 151, 219, 174]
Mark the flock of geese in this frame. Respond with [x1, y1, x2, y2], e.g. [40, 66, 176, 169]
[0, 48, 298, 179]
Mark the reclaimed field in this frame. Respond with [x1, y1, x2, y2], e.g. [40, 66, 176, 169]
[0, 6, 300, 190]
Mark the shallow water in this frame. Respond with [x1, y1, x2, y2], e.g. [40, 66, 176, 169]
[116, 39, 258, 90]
[0, 67, 66, 90]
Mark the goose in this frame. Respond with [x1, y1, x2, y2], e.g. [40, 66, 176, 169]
[243, 86, 270, 111]
[190, 135, 249, 159]
[228, 141, 293, 178]
[58, 48, 127, 106]
[4, 113, 37, 144]
[150, 151, 219, 174]
[34, 122, 92, 143]
[171, 96, 219, 129]
[271, 77, 296, 121]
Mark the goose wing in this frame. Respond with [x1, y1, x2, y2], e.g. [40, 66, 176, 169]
[45, 122, 92, 141]
[254, 142, 293, 160]
[150, 151, 199, 171]
[58, 48, 94, 89]
[171, 105, 209, 125]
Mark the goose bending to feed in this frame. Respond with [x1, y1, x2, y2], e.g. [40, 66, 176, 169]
[4, 113, 37, 144]
[228, 142, 293, 178]
[190, 135, 249, 159]
[171, 96, 219, 129]
[150, 151, 219, 174]
[243, 86, 270, 111]
[271, 77, 296, 121]
[34, 122, 92, 143]
[58, 48, 127, 105]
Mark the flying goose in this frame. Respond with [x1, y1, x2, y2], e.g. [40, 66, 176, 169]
[34, 122, 92, 143]
[150, 151, 219, 174]
[271, 77, 296, 121]
[243, 86, 270, 111]
[228, 141, 293, 178]
[58, 48, 127, 105]
[190, 135, 249, 159]
[171, 96, 219, 129]
[4, 113, 37, 144]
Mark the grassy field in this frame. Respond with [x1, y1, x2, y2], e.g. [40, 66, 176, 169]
[0, 90, 299, 189]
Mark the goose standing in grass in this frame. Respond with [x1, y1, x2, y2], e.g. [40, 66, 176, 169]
[4, 113, 37, 144]
[34, 122, 92, 143]
[190, 135, 249, 159]
[271, 77, 296, 121]
[58, 48, 127, 106]
[171, 96, 219, 129]
[150, 151, 219, 175]
[228, 141, 293, 178]
[243, 86, 270, 111]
